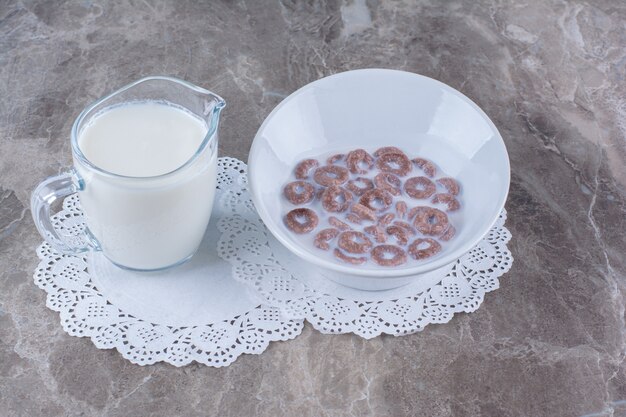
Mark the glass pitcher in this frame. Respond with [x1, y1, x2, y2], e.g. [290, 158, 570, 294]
[31, 76, 226, 271]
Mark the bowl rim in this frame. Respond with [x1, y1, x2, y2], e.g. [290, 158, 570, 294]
[248, 68, 510, 278]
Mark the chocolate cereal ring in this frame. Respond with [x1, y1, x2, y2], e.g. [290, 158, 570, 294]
[329, 216, 350, 231]
[404, 176, 436, 199]
[359, 189, 393, 211]
[313, 165, 349, 187]
[346, 177, 374, 196]
[334, 248, 367, 265]
[431, 193, 460, 212]
[373, 146, 403, 157]
[439, 225, 456, 242]
[283, 181, 316, 205]
[396, 201, 408, 219]
[407, 206, 425, 221]
[371, 245, 407, 266]
[346, 213, 362, 224]
[314, 228, 339, 250]
[437, 177, 460, 196]
[321, 186, 353, 213]
[386, 225, 409, 246]
[375, 152, 412, 176]
[284, 208, 319, 234]
[327, 153, 345, 164]
[392, 220, 416, 235]
[412, 207, 449, 236]
[294, 159, 319, 179]
[377, 212, 396, 226]
[338, 231, 373, 254]
[412, 158, 436, 177]
[364, 225, 387, 243]
[351, 203, 377, 221]
[408, 238, 442, 260]
[346, 149, 374, 174]
[374, 172, 402, 196]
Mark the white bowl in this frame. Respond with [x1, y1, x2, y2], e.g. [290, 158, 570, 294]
[248, 69, 509, 289]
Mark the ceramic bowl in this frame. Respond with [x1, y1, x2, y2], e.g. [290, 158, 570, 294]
[248, 69, 509, 290]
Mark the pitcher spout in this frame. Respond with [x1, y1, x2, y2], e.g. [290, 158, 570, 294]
[204, 93, 225, 141]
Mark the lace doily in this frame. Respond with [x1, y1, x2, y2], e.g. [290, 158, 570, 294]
[33, 158, 303, 367]
[217, 164, 513, 339]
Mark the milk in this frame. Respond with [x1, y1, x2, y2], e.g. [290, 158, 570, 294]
[75, 101, 218, 270]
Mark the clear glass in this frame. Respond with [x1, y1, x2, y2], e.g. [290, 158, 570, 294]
[31, 76, 226, 271]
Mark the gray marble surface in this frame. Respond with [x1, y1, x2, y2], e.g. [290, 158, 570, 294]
[1, 0, 625, 416]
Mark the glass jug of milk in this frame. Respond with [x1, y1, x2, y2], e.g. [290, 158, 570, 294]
[31, 76, 226, 271]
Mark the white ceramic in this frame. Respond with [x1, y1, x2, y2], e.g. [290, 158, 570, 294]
[248, 69, 510, 287]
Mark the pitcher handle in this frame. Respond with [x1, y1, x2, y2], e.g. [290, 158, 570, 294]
[31, 168, 100, 254]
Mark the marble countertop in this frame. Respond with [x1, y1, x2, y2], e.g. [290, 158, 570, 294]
[1, 1, 625, 416]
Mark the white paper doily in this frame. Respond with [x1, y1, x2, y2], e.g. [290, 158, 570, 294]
[217, 163, 513, 339]
[33, 157, 303, 367]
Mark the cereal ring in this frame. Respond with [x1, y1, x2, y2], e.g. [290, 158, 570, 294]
[284, 208, 319, 234]
[412, 158, 436, 178]
[364, 225, 387, 243]
[371, 245, 407, 266]
[346, 149, 374, 174]
[377, 212, 396, 226]
[329, 216, 350, 231]
[313, 165, 350, 187]
[334, 248, 367, 265]
[373, 146, 403, 157]
[359, 189, 393, 211]
[407, 206, 424, 221]
[404, 176, 436, 199]
[294, 159, 319, 179]
[437, 177, 460, 196]
[431, 193, 460, 212]
[439, 225, 456, 241]
[374, 173, 402, 196]
[346, 213, 362, 224]
[283, 181, 316, 205]
[392, 220, 416, 235]
[375, 152, 412, 176]
[412, 207, 449, 236]
[396, 201, 408, 219]
[338, 231, 373, 254]
[321, 186, 353, 213]
[351, 203, 377, 221]
[327, 154, 345, 164]
[408, 238, 442, 260]
[386, 225, 409, 246]
[314, 228, 339, 250]
[346, 177, 374, 196]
